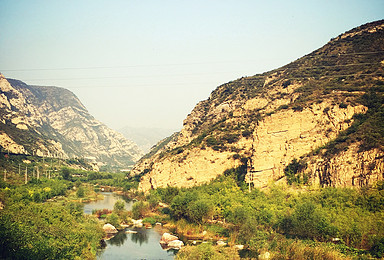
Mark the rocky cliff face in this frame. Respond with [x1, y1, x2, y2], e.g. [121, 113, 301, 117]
[134, 20, 384, 191]
[0, 75, 143, 169]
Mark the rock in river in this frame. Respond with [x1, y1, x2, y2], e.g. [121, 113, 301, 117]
[167, 240, 184, 250]
[103, 223, 118, 234]
[160, 233, 178, 245]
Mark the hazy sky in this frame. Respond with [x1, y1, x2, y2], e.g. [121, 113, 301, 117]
[1, 0, 383, 131]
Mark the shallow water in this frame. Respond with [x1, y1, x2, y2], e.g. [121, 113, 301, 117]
[83, 192, 175, 260]
[98, 226, 176, 260]
[83, 192, 133, 214]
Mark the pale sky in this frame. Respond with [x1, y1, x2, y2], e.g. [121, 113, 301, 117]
[1, 0, 383, 131]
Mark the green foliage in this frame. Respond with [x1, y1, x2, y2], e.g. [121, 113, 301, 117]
[131, 201, 150, 219]
[0, 199, 103, 259]
[370, 237, 384, 258]
[154, 173, 384, 258]
[0, 179, 103, 259]
[152, 186, 180, 204]
[106, 213, 120, 228]
[284, 158, 308, 185]
[171, 190, 215, 224]
[281, 201, 338, 241]
[114, 200, 125, 211]
[76, 185, 85, 198]
[176, 243, 240, 260]
[142, 217, 156, 225]
[60, 167, 72, 180]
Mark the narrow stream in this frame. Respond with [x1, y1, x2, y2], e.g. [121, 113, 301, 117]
[83, 192, 176, 260]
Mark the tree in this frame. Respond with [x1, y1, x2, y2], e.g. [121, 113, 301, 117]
[114, 200, 125, 211]
[106, 213, 120, 228]
[61, 167, 72, 180]
[76, 186, 85, 198]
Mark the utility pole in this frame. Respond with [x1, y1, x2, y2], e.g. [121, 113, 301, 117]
[36, 166, 39, 179]
[25, 167, 28, 184]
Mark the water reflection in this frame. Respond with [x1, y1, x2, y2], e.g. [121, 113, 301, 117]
[108, 231, 127, 247]
[83, 193, 175, 259]
[99, 227, 175, 260]
[83, 192, 133, 214]
[130, 229, 149, 245]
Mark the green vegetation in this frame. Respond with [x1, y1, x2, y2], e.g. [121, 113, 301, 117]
[177, 243, 240, 260]
[146, 174, 384, 259]
[311, 90, 384, 158]
[284, 158, 308, 185]
[0, 178, 104, 259]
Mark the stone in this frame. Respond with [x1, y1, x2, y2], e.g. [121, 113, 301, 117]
[217, 240, 227, 246]
[234, 245, 244, 250]
[167, 240, 184, 250]
[103, 223, 118, 234]
[131, 219, 143, 228]
[259, 252, 270, 260]
[160, 233, 178, 245]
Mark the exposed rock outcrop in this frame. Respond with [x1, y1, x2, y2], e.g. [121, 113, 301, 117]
[0, 75, 143, 168]
[133, 20, 384, 191]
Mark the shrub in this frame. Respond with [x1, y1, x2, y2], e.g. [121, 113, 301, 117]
[370, 237, 384, 258]
[76, 186, 85, 198]
[176, 243, 240, 260]
[282, 201, 338, 241]
[113, 200, 125, 211]
[284, 159, 308, 185]
[142, 217, 156, 225]
[131, 201, 150, 219]
[106, 213, 120, 228]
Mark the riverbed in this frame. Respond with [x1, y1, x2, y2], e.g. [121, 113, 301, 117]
[84, 192, 176, 260]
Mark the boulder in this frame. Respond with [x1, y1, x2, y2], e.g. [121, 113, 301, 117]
[160, 233, 178, 244]
[168, 240, 184, 250]
[217, 240, 227, 246]
[103, 223, 118, 234]
[234, 244, 244, 250]
[132, 219, 143, 228]
[259, 251, 270, 260]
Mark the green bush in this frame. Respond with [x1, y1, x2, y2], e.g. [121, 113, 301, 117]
[106, 213, 120, 228]
[131, 201, 150, 219]
[284, 158, 308, 185]
[76, 185, 85, 198]
[142, 217, 156, 225]
[113, 200, 125, 211]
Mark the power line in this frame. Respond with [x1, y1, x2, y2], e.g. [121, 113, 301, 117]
[0, 59, 262, 72]
[52, 72, 383, 89]
[1, 51, 383, 72]
[7, 62, 382, 82]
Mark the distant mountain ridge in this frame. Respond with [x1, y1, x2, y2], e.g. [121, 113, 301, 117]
[119, 126, 178, 153]
[133, 19, 384, 191]
[0, 75, 143, 169]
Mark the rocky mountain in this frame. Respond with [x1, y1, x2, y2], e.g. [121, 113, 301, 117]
[0, 75, 143, 169]
[119, 126, 177, 153]
[133, 20, 384, 191]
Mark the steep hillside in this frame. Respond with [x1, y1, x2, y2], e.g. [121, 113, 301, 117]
[119, 126, 177, 153]
[0, 75, 143, 169]
[133, 20, 384, 191]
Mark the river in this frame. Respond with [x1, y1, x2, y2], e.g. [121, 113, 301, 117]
[84, 192, 176, 260]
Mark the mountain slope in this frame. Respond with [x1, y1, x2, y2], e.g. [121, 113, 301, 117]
[119, 126, 177, 153]
[0, 75, 143, 169]
[133, 20, 384, 191]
